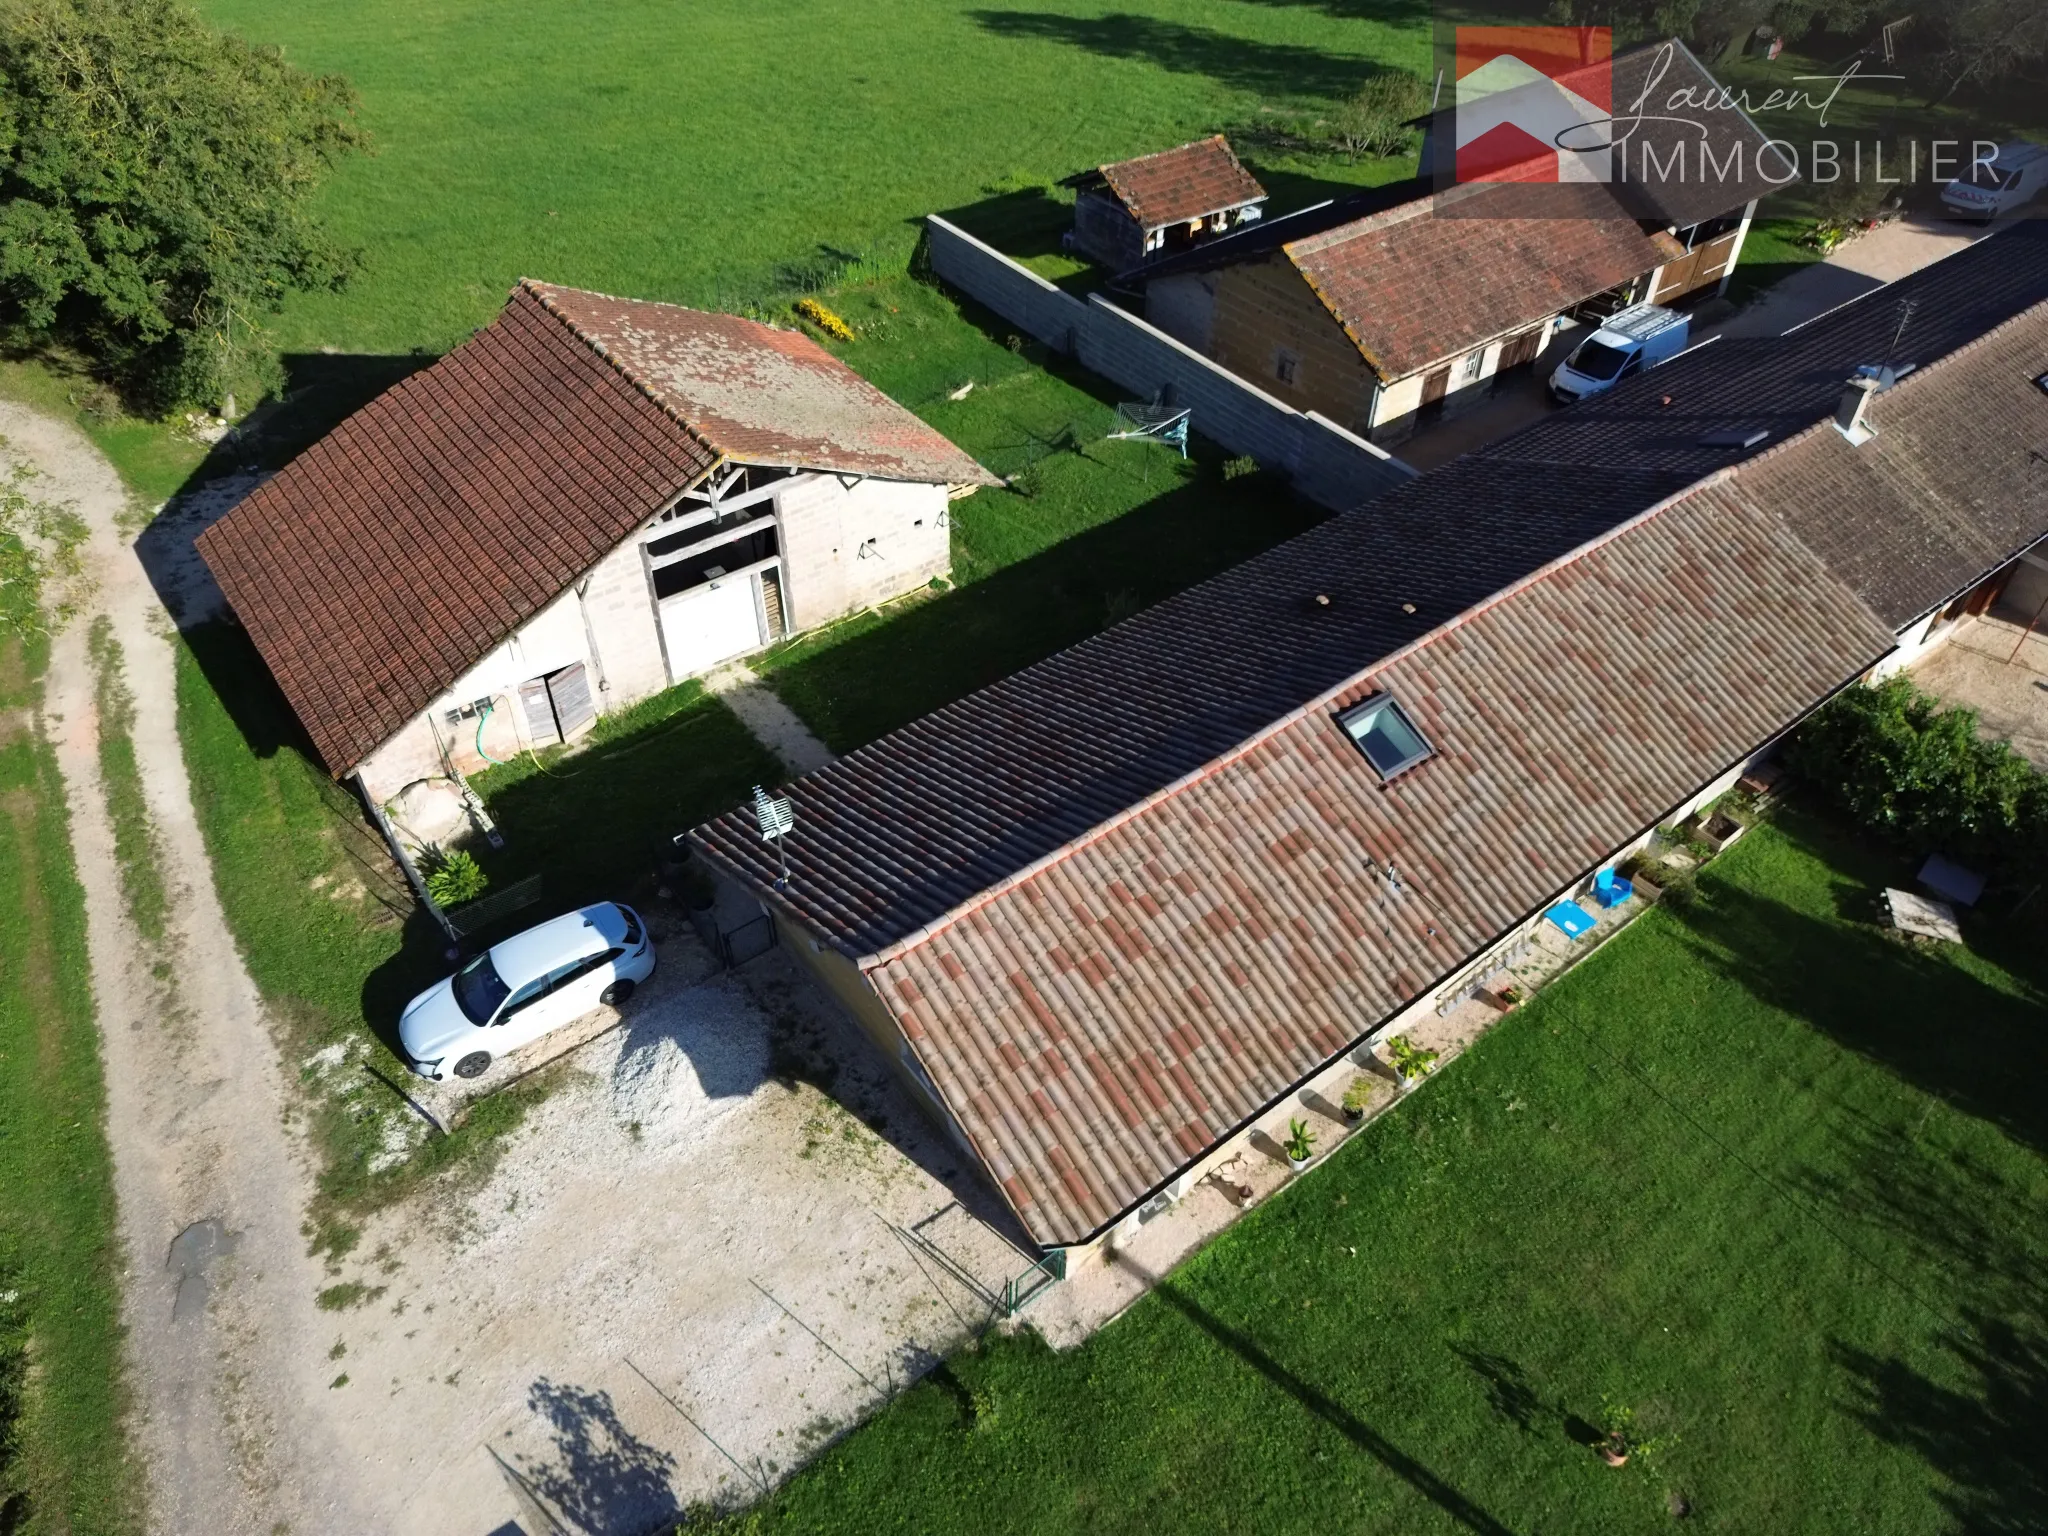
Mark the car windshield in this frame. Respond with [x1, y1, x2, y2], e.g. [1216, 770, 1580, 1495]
[1966, 161, 2021, 189]
[451, 952, 511, 1024]
[1569, 339, 1631, 381]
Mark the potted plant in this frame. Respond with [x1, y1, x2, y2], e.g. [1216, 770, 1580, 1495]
[1490, 983, 1523, 1013]
[1593, 1395, 1675, 1469]
[1387, 1034, 1440, 1084]
[1597, 1397, 1635, 1466]
[1283, 1118, 1317, 1169]
[1341, 1077, 1373, 1123]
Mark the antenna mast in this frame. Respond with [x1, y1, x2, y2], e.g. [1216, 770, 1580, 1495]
[751, 785, 796, 890]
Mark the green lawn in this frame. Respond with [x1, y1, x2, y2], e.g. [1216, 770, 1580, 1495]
[709, 810, 2047, 1534]
[187, 0, 1425, 358]
[0, 615, 137, 1528]
[749, 274, 1325, 751]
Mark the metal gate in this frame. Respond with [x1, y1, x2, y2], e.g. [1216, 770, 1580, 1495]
[1002, 1249, 1067, 1316]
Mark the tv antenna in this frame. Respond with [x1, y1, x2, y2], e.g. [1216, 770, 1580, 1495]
[751, 784, 796, 890]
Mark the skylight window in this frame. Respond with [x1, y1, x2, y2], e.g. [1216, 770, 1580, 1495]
[1338, 694, 1433, 781]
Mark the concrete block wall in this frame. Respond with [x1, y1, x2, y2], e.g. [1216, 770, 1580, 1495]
[926, 216, 1415, 511]
[776, 475, 950, 631]
[579, 531, 668, 703]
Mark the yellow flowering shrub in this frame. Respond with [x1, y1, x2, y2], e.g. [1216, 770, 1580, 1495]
[795, 296, 855, 342]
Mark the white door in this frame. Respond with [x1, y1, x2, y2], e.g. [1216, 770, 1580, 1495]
[661, 577, 761, 680]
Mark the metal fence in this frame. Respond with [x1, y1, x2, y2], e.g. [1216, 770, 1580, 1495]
[445, 874, 545, 938]
[1001, 1248, 1067, 1317]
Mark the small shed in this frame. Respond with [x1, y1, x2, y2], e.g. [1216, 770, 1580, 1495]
[1064, 135, 1266, 272]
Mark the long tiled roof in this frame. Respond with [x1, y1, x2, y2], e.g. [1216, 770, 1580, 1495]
[1093, 136, 1266, 230]
[695, 221, 2048, 1248]
[696, 226, 2048, 961]
[1284, 181, 1685, 381]
[863, 481, 1892, 1242]
[200, 283, 992, 774]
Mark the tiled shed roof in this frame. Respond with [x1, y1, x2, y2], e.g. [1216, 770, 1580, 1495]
[694, 221, 2048, 1249]
[199, 285, 718, 774]
[1284, 180, 1684, 381]
[524, 284, 998, 488]
[200, 283, 992, 774]
[1095, 136, 1267, 230]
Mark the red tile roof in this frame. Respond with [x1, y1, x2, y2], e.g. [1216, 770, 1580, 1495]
[199, 283, 992, 774]
[1285, 181, 1684, 381]
[695, 251, 2048, 1247]
[1097, 136, 1266, 230]
[706, 476, 1893, 1245]
[524, 284, 997, 488]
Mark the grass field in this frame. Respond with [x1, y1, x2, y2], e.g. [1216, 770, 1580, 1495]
[705, 809, 2047, 1533]
[0, 569, 137, 1527]
[188, 0, 1425, 357]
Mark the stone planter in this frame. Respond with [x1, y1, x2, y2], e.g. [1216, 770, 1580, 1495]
[1699, 812, 1745, 854]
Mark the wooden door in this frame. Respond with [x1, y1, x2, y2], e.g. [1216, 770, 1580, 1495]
[519, 676, 559, 744]
[546, 662, 595, 736]
[1418, 365, 1451, 415]
[1497, 328, 1543, 371]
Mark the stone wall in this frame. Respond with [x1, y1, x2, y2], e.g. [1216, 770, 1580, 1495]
[926, 215, 1415, 511]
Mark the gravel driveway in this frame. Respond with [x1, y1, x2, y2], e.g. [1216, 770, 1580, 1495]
[297, 935, 1031, 1535]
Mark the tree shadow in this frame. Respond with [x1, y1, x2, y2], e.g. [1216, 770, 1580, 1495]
[936, 186, 1074, 260]
[1830, 1313, 2048, 1536]
[513, 1378, 682, 1535]
[1453, 1348, 1545, 1435]
[969, 12, 1386, 102]
[1811, 1127, 2048, 1536]
[1115, 1254, 1521, 1535]
[135, 353, 436, 626]
[1658, 817, 2048, 1161]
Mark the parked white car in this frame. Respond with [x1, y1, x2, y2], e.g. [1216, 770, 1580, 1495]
[1549, 303, 1690, 404]
[400, 902, 654, 1080]
[1940, 143, 2047, 221]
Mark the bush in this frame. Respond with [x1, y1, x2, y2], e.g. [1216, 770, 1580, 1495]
[1785, 675, 2048, 872]
[1328, 73, 1428, 160]
[422, 848, 488, 908]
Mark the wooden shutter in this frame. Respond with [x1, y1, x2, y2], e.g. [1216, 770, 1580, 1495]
[547, 662, 595, 736]
[1420, 366, 1451, 407]
[519, 677, 559, 744]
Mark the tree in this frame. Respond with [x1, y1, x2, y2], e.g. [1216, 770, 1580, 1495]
[0, 0, 367, 412]
[1916, 0, 2048, 103]
[1329, 72, 1429, 161]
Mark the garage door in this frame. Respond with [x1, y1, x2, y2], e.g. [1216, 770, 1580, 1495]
[660, 576, 762, 680]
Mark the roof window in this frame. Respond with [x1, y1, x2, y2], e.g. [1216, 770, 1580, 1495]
[1338, 693, 1433, 781]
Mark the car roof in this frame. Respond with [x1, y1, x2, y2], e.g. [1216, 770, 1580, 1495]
[1995, 143, 2047, 166]
[488, 904, 619, 983]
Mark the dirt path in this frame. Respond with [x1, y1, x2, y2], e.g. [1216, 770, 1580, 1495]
[2, 403, 372, 1533]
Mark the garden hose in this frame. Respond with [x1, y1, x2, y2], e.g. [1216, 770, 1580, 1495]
[473, 697, 517, 766]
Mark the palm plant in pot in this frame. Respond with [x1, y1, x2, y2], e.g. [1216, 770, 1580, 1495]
[1341, 1077, 1374, 1124]
[1283, 1118, 1317, 1169]
[1387, 1034, 1439, 1085]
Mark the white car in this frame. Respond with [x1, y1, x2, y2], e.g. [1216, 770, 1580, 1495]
[1941, 142, 2048, 221]
[399, 902, 654, 1081]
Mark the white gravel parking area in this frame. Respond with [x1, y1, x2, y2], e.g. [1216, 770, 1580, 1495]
[310, 930, 1032, 1535]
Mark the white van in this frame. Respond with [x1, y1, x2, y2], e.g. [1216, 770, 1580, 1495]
[1549, 304, 1690, 404]
[1941, 143, 2048, 221]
